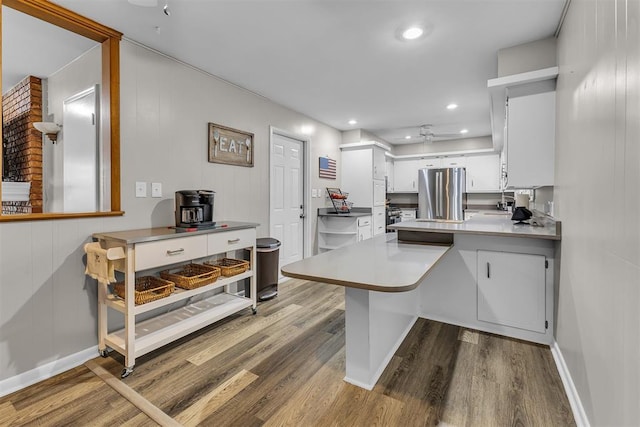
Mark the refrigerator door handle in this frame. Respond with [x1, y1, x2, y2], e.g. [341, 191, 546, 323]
[435, 171, 442, 218]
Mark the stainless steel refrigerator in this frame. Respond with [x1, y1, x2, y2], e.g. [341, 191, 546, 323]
[418, 167, 466, 222]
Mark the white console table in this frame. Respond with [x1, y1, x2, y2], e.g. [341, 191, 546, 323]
[92, 221, 258, 378]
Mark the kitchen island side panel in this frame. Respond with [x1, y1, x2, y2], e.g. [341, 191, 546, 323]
[418, 233, 556, 344]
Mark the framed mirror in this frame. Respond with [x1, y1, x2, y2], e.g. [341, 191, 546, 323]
[1, 0, 122, 221]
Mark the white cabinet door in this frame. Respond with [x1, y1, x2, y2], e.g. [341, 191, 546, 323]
[357, 215, 372, 241]
[417, 158, 442, 169]
[342, 149, 373, 206]
[441, 156, 466, 168]
[477, 250, 546, 333]
[393, 159, 419, 192]
[372, 206, 385, 235]
[466, 154, 500, 192]
[373, 179, 386, 206]
[507, 91, 555, 188]
[373, 147, 386, 180]
[385, 158, 394, 192]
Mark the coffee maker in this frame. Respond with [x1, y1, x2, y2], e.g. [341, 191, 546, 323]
[175, 190, 215, 228]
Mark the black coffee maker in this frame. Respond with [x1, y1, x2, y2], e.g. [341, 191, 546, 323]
[175, 190, 215, 228]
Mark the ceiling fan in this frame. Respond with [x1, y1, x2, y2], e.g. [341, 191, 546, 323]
[399, 125, 461, 143]
[128, 0, 171, 15]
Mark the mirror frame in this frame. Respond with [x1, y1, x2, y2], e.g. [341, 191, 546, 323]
[0, 0, 123, 221]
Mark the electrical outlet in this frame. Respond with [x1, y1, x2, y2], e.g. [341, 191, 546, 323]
[151, 182, 162, 198]
[135, 181, 147, 198]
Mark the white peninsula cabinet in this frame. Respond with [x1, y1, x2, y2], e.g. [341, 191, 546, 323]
[92, 223, 258, 377]
[477, 250, 547, 333]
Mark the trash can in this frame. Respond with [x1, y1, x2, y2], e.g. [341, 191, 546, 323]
[246, 238, 280, 301]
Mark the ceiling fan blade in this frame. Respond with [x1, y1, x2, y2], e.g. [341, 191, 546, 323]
[432, 132, 462, 138]
[128, 0, 158, 6]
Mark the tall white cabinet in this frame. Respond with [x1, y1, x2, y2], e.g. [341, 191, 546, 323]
[341, 146, 387, 236]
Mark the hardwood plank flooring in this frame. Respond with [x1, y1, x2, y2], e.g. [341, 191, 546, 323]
[0, 279, 575, 426]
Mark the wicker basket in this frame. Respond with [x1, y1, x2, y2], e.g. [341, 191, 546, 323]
[160, 263, 220, 290]
[205, 258, 250, 277]
[113, 276, 174, 305]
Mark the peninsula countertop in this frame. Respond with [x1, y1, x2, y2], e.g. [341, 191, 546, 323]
[389, 212, 561, 240]
[281, 233, 451, 292]
[92, 221, 259, 244]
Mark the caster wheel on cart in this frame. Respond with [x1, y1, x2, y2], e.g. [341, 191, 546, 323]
[252, 307, 257, 315]
[121, 367, 134, 378]
[99, 349, 109, 358]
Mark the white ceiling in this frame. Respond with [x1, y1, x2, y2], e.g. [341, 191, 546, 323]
[6, 1, 566, 146]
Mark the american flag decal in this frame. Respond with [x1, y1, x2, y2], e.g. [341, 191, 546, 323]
[319, 156, 337, 179]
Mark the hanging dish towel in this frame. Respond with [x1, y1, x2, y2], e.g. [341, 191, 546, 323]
[84, 242, 116, 285]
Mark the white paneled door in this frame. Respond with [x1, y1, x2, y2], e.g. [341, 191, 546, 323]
[270, 133, 304, 270]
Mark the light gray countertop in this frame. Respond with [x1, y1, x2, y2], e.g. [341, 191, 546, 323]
[389, 212, 561, 240]
[93, 221, 259, 244]
[281, 233, 451, 292]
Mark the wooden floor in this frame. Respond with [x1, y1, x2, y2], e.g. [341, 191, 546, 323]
[0, 279, 575, 426]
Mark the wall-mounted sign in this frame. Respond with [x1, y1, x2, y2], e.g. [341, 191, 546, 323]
[208, 123, 254, 167]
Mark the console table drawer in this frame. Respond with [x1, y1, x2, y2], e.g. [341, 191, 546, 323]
[135, 235, 207, 271]
[208, 228, 256, 255]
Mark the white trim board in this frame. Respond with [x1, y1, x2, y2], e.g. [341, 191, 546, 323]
[0, 346, 98, 398]
[550, 340, 590, 427]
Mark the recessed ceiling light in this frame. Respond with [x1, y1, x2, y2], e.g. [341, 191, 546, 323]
[405, 135, 412, 140]
[446, 103, 458, 110]
[402, 27, 423, 40]
[460, 129, 469, 134]
[348, 119, 357, 125]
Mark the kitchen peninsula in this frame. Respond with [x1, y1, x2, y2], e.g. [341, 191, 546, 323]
[282, 212, 560, 389]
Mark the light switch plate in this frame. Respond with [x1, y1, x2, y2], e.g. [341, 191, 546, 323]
[135, 181, 147, 198]
[312, 189, 318, 198]
[151, 182, 162, 198]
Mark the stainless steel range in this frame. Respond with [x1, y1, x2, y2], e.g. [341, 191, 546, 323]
[386, 206, 402, 232]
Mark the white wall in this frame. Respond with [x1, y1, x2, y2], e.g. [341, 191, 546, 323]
[497, 37, 557, 77]
[392, 136, 493, 156]
[555, 0, 640, 425]
[0, 39, 342, 383]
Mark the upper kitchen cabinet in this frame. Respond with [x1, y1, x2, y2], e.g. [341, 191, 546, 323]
[373, 146, 386, 180]
[488, 67, 558, 189]
[393, 159, 419, 192]
[466, 154, 501, 192]
[506, 91, 555, 188]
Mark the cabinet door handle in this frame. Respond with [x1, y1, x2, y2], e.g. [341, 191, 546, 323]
[228, 238, 241, 244]
[486, 262, 491, 278]
[167, 248, 185, 255]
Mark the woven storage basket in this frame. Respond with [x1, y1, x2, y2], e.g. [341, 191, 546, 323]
[160, 263, 220, 290]
[113, 276, 174, 305]
[205, 258, 250, 277]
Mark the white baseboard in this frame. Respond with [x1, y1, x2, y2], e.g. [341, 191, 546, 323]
[550, 340, 590, 427]
[0, 346, 98, 398]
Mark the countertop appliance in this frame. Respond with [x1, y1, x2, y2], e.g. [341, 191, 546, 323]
[175, 190, 215, 228]
[418, 167, 466, 222]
